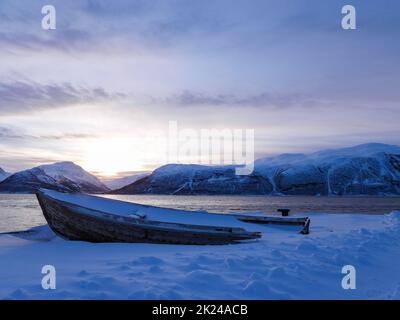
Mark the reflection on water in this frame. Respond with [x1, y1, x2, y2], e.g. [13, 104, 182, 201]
[0, 194, 47, 233]
[1, 194, 400, 233]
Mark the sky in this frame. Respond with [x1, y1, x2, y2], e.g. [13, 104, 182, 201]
[0, 0, 399, 177]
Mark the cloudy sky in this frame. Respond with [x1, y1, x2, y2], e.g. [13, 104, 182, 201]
[0, 0, 399, 177]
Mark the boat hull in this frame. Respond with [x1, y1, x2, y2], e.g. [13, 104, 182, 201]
[36, 191, 261, 245]
[233, 214, 310, 234]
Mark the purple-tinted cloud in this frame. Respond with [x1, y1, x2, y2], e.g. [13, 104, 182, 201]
[0, 80, 125, 114]
[0, 126, 97, 141]
[164, 91, 319, 108]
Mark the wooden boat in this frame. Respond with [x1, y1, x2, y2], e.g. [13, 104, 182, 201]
[231, 214, 310, 235]
[36, 189, 310, 245]
[36, 189, 262, 245]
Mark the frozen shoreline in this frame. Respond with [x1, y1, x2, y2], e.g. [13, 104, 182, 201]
[1, 212, 400, 300]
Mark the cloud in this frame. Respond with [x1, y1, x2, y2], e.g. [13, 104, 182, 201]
[40, 133, 98, 140]
[0, 127, 25, 139]
[0, 29, 93, 53]
[0, 150, 63, 172]
[0, 80, 125, 115]
[163, 90, 319, 109]
[0, 126, 97, 141]
[1, 0, 400, 56]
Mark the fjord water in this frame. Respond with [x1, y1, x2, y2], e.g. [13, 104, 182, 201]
[1, 194, 400, 233]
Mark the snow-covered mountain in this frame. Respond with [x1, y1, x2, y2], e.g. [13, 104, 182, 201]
[114, 143, 400, 196]
[115, 164, 273, 195]
[0, 162, 109, 194]
[254, 143, 400, 195]
[103, 173, 150, 191]
[0, 168, 11, 183]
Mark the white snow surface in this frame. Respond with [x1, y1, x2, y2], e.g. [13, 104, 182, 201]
[1, 195, 400, 299]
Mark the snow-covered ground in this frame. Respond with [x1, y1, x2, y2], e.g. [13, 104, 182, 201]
[1, 211, 400, 300]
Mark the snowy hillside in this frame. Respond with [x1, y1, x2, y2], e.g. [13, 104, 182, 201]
[115, 164, 273, 195]
[255, 143, 400, 195]
[115, 143, 400, 196]
[0, 162, 109, 194]
[0, 168, 10, 183]
[38, 162, 106, 191]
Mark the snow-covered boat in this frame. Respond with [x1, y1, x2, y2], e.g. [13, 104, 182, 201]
[36, 189, 310, 245]
[36, 189, 262, 245]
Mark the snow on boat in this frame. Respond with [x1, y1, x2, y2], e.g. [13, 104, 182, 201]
[36, 189, 262, 245]
[36, 189, 310, 245]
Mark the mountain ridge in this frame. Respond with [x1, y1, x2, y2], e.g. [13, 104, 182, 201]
[1, 143, 400, 195]
[0, 167, 11, 183]
[0, 162, 109, 194]
[114, 143, 400, 196]
[101, 173, 151, 190]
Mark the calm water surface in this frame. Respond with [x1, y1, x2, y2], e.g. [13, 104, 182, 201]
[1, 194, 400, 233]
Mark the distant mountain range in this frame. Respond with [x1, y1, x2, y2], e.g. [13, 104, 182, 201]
[114, 143, 400, 196]
[1, 143, 400, 195]
[0, 162, 108, 194]
[102, 173, 150, 190]
[0, 168, 11, 183]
